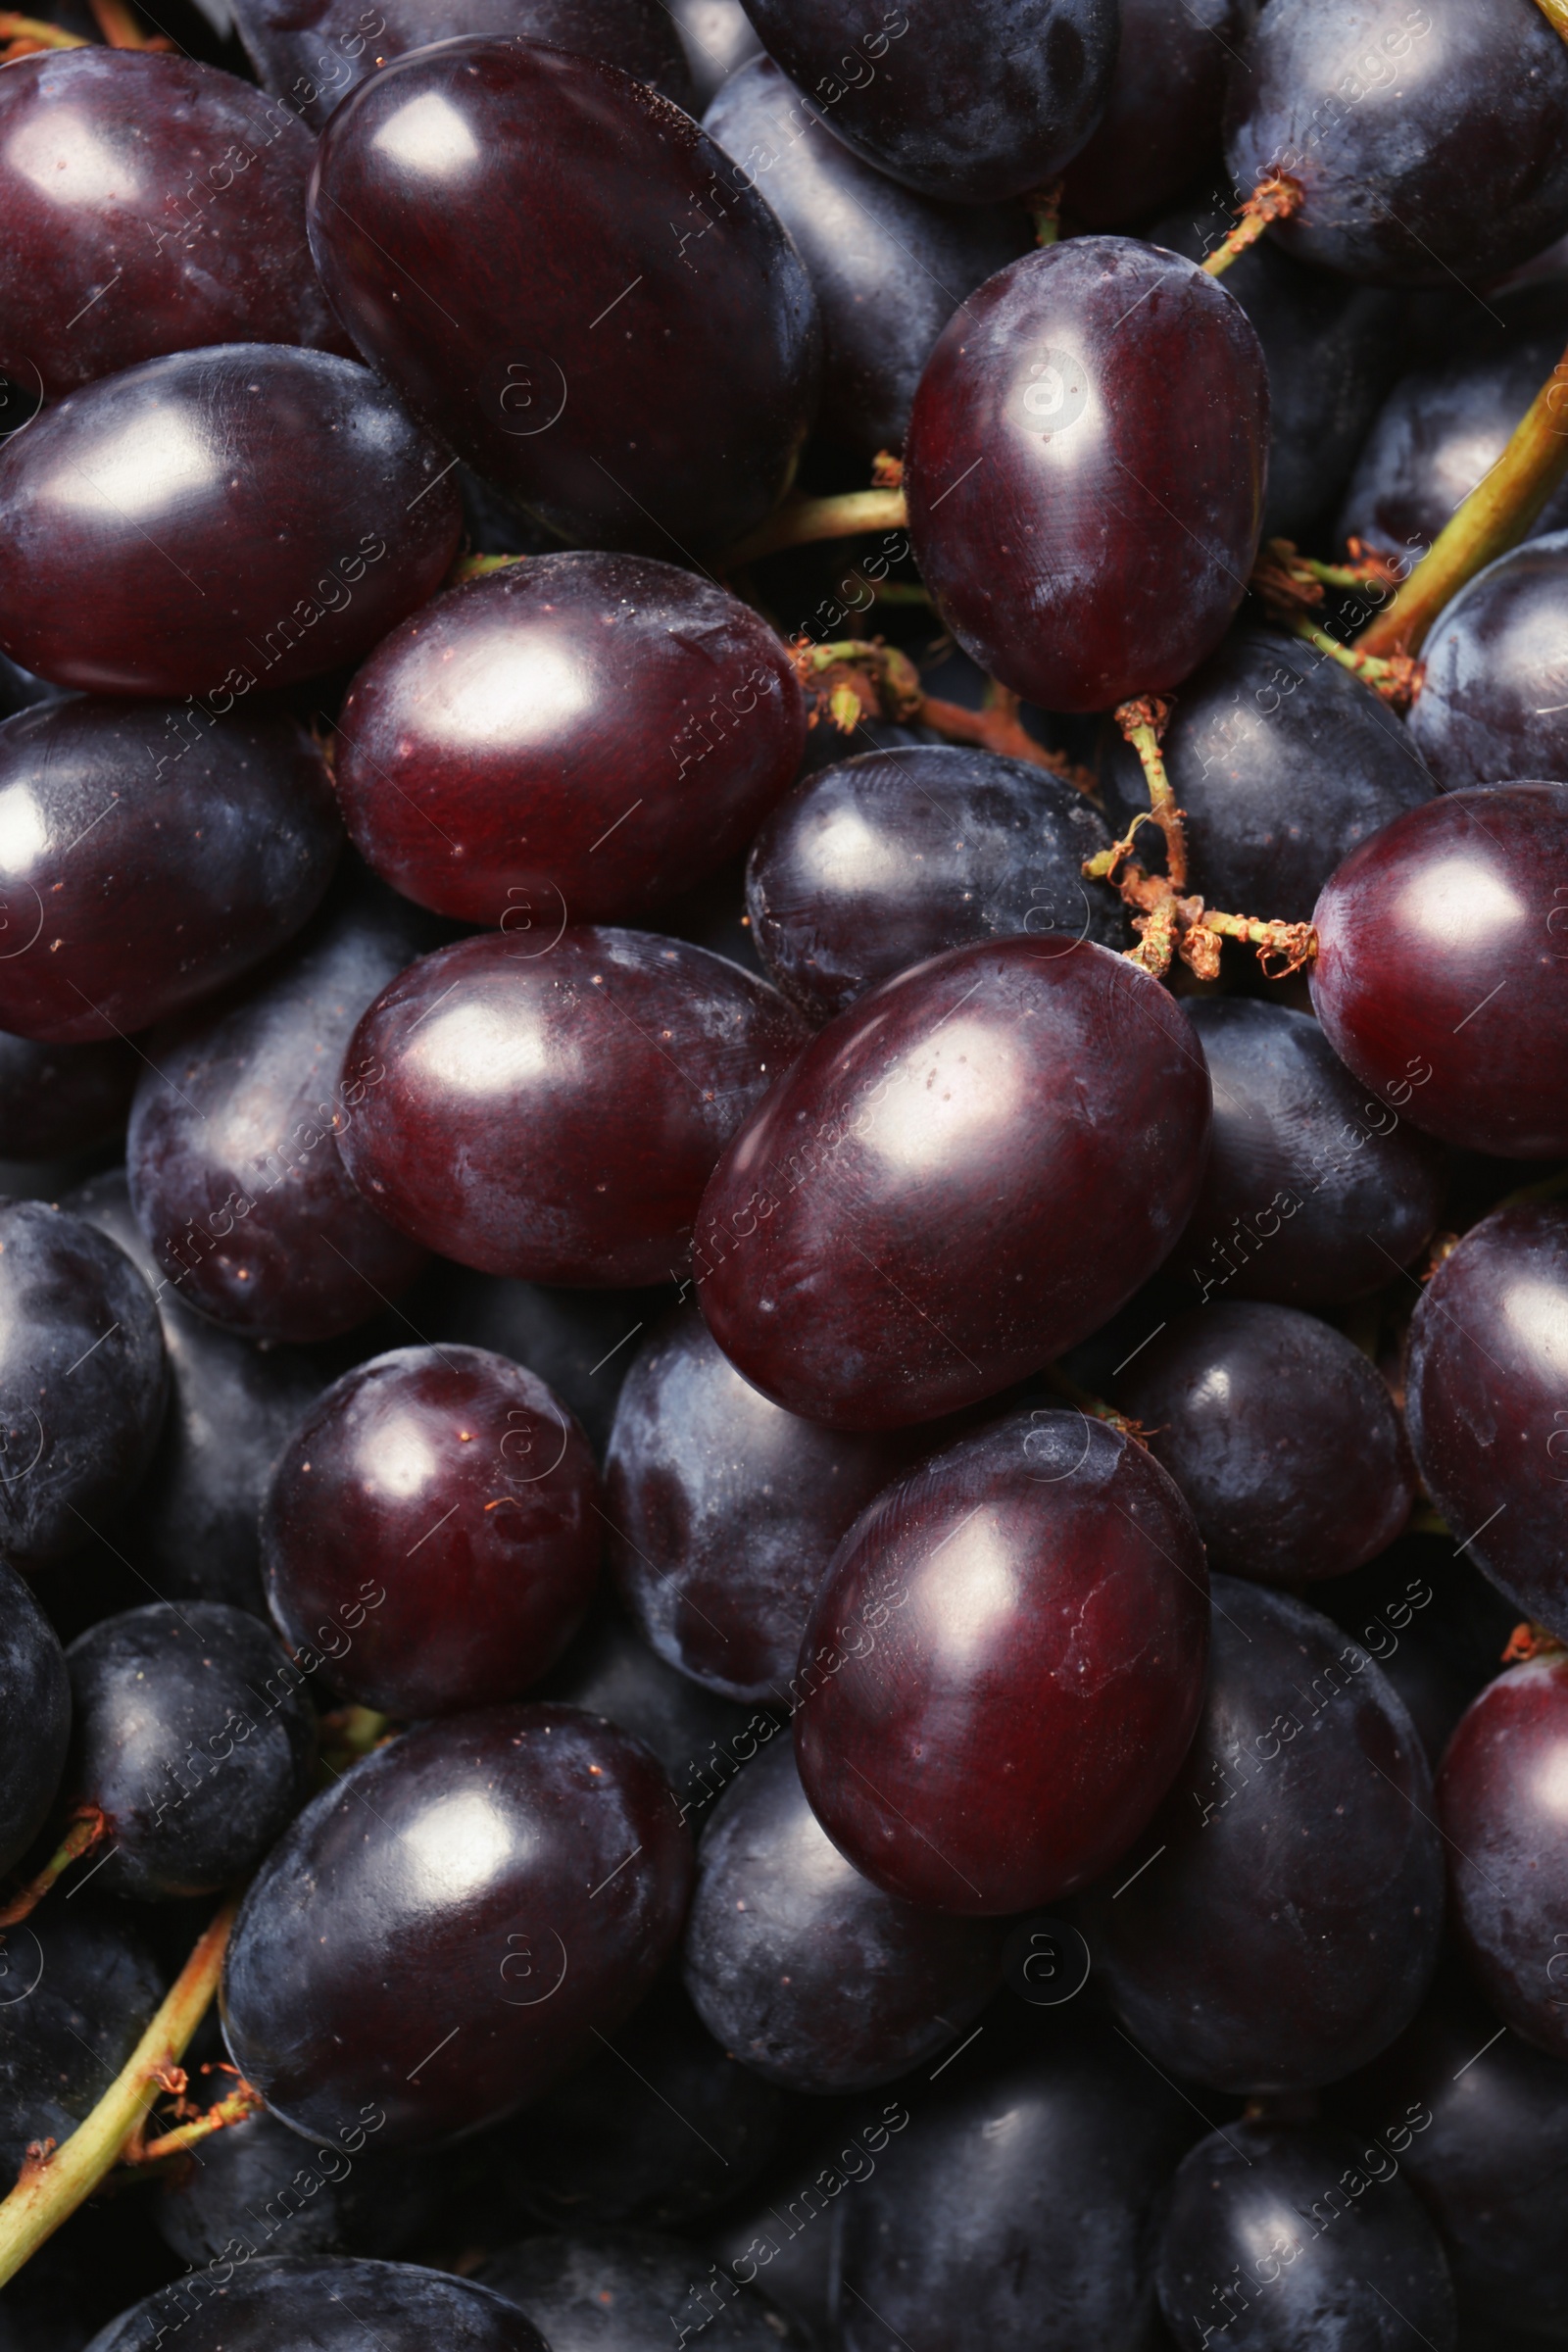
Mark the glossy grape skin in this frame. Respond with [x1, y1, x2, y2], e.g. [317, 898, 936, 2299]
[334, 555, 805, 926]
[339, 928, 809, 1288]
[1224, 0, 1568, 290]
[0, 50, 344, 401]
[479, 2229, 813, 2351]
[606, 1304, 913, 1701]
[1101, 628, 1433, 924]
[419, 1265, 667, 1460]
[1085, 1577, 1443, 2093]
[263, 1345, 600, 1717]
[746, 745, 1126, 1024]
[703, 59, 1030, 457]
[156, 2107, 443, 2270]
[125, 873, 438, 1345]
[308, 41, 819, 557]
[221, 1703, 693, 2146]
[0, 1200, 167, 1573]
[697, 937, 1212, 1430]
[66, 1601, 316, 1901]
[1310, 784, 1568, 1159]
[906, 241, 1268, 714]
[0, 345, 462, 699]
[0, 697, 341, 1045]
[0, 1558, 71, 1878]
[1116, 1303, 1414, 1586]
[796, 1410, 1209, 1914]
[84, 2259, 550, 2352]
[0, 1033, 135, 1161]
[1062, 0, 1243, 229]
[740, 0, 1116, 206]
[1409, 532, 1568, 791]
[1154, 2119, 1458, 2352]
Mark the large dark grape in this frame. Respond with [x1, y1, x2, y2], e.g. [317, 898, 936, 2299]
[418, 1265, 669, 1461]
[906, 240, 1268, 713]
[1409, 531, 1568, 791]
[338, 928, 808, 1288]
[334, 555, 804, 925]
[263, 1345, 599, 1717]
[746, 744, 1125, 1023]
[1310, 783, 1568, 1159]
[1224, 0, 1568, 289]
[1063, 0, 1243, 229]
[1100, 625, 1434, 921]
[479, 2228, 812, 2350]
[307, 39, 819, 555]
[0, 1902, 165, 2181]
[125, 872, 438, 1344]
[1085, 1577, 1443, 2092]
[0, 1033, 135, 1162]
[1116, 1302, 1414, 1585]
[83, 2259, 549, 2351]
[0, 345, 462, 698]
[0, 50, 344, 400]
[1155, 2118, 1457, 2352]
[0, 1200, 167, 1572]
[739, 0, 1117, 205]
[0, 697, 341, 1044]
[703, 59, 1030, 456]
[221, 1705, 693, 2145]
[0, 1560, 71, 1879]
[697, 937, 1212, 1429]
[156, 2106, 443, 2269]
[1175, 999, 1446, 1311]
[66, 1601, 317, 1900]
[606, 1304, 911, 1700]
[1405, 1204, 1568, 1638]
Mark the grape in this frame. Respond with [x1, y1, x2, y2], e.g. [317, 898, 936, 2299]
[262, 1345, 599, 1717]
[66, 1601, 318, 1900]
[1175, 999, 1446, 1312]
[606, 1303, 914, 1700]
[1438, 1653, 1568, 2061]
[1062, 0, 1245, 230]
[0, 1032, 135, 1163]
[1115, 1302, 1415, 1586]
[220, 1704, 693, 2144]
[0, 50, 345, 400]
[696, 937, 1213, 1429]
[83, 2258, 550, 2351]
[0, 1902, 165, 2181]
[418, 1264, 669, 1461]
[1085, 1577, 1443, 2092]
[794, 1408, 1210, 1914]
[1314, 1537, 1516, 1775]
[745, 744, 1126, 1024]
[673, 0, 764, 107]
[337, 928, 808, 1288]
[1224, 0, 1568, 289]
[334, 554, 805, 926]
[906, 241, 1268, 713]
[1099, 626, 1435, 923]
[156, 2105, 443, 2269]
[125, 872, 439, 1345]
[0, 1559, 71, 1879]
[0, 345, 462, 698]
[703, 58, 1029, 457]
[0, 697, 341, 1045]
[1310, 783, 1568, 1159]
[1154, 2117, 1457, 2352]
[307, 39, 819, 555]
[480, 2228, 813, 2349]
[1409, 530, 1568, 791]
[0, 1200, 167, 1573]
[738, 0, 1117, 206]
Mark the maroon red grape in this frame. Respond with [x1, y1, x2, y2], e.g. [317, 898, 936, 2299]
[1410, 530, 1568, 791]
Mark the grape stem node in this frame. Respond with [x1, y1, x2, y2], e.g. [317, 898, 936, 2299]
[0, 1807, 107, 1929]
[790, 636, 1098, 790]
[1200, 174, 1303, 278]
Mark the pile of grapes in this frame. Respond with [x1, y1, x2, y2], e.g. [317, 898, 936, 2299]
[2, 0, 1568, 2341]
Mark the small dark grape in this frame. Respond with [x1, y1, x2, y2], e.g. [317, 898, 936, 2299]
[1409, 530, 1568, 790]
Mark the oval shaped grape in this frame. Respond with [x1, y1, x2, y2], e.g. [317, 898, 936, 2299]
[1410, 531, 1568, 790]
[1063, 0, 1245, 229]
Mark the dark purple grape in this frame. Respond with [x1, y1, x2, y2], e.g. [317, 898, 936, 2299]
[697, 938, 1213, 1430]
[682, 1739, 1002, 2090]
[673, 0, 764, 106]
[263, 1345, 600, 1717]
[1315, 1537, 1518, 1775]
[479, 2228, 813, 2350]
[307, 39, 819, 555]
[606, 1304, 912, 1700]
[703, 59, 1030, 457]
[0, 697, 341, 1045]
[1409, 530, 1568, 790]
[220, 1704, 693, 2145]
[84, 2259, 550, 2351]
[0, 50, 345, 400]
[0, 1033, 135, 1162]
[0, 1559, 71, 1879]
[338, 928, 809, 1288]
[1085, 1576, 1443, 2092]
[125, 872, 438, 1345]
[745, 744, 1125, 1024]
[155, 2105, 444, 2270]
[66, 1600, 317, 1900]
[1224, 0, 1568, 288]
[0, 1901, 165, 2180]
[1175, 999, 1447, 1311]
[0, 345, 462, 698]
[1062, 0, 1244, 229]
[1154, 2118, 1457, 2352]
[334, 555, 805, 925]
[0, 1199, 167, 1572]
[1310, 783, 1568, 1159]
[417, 1265, 670, 1462]
[906, 240, 1268, 713]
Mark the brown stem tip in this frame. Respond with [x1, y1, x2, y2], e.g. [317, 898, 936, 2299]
[1201, 174, 1303, 277]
